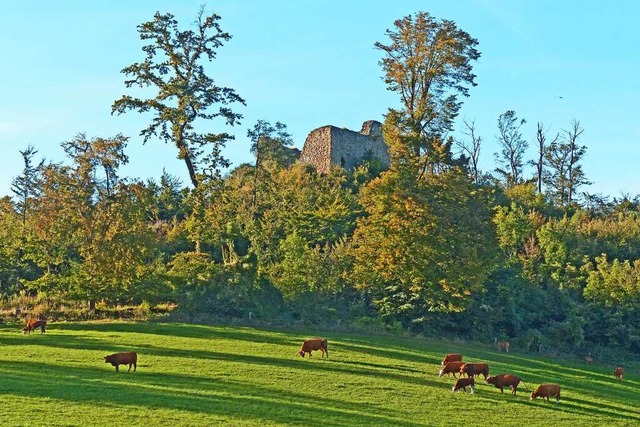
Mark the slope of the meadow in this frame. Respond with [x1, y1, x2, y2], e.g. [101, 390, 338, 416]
[0, 322, 637, 426]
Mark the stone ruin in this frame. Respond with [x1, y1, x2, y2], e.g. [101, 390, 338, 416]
[299, 120, 390, 174]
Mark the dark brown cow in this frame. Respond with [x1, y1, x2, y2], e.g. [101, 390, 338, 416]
[530, 384, 561, 403]
[23, 319, 46, 334]
[298, 338, 328, 358]
[441, 353, 462, 366]
[452, 377, 475, 393]
[460, 363, 489, 380]
[104, 352, 137, 372]
[613, 367, 624, 380]
[439, 361, 465, 378]
[485, 374, 525, 395]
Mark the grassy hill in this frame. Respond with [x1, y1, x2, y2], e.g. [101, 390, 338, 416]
[0, 322, 637, 426]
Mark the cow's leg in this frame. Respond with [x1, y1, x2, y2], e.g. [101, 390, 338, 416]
[133, 362, 137, 372]
[469, 385, 474, 394]
[500, 387, 504, 393]
[115, 365, 119, 372]
[128, 363, 132, 373]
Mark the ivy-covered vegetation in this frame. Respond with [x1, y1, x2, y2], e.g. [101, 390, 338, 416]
[1, 9, 638, 359]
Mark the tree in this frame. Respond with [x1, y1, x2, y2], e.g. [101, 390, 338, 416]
[352, 168, 497, 321]
[494, 110, 527, 188]
[457, 119, 482, 185]
[375, 11, 480, 177]
[543, 120, 590, 206]
[529, 123, 558, 195]
[10, 145, 45, 289]
[112, 7, 245, 188]
[247, 120, 293, 209]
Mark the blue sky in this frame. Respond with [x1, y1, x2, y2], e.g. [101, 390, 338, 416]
[0, 1, 638, 198]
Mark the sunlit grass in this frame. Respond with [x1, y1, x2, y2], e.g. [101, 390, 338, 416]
[0, 322, 637, 426]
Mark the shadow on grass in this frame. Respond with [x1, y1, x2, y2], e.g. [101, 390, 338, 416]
[476, 389, 640, 421]
[0, 360, 422, 426]
[51, 322, 297, 346]
[0, 332, 445, 392]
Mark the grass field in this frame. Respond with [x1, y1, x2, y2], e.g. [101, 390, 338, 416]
[0, 321, 637, 426]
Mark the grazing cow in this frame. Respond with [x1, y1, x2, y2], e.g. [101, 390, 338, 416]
[585, 353, 593, 364]
[485, 374, 525, 396]
[104, 352, 137, 372]
[452, 377, 475, 393]
[439, 361, 465, 378]
[441, 353, 463, 366]
[460, 363, 490, 380]
[530, 384, 561, 403]
[495, 341, 510, 352]
[298, 338, 328, 358]
[23, 319, 46, 335]
[613, 367, 624, 380]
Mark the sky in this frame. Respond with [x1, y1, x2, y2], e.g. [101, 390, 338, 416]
[0, 0, 639, 198]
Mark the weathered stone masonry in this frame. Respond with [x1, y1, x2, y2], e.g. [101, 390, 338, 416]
[299, 120, 390, 174]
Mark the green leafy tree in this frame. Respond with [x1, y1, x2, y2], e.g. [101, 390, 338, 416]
[247, 120, 293, 209]
[352, 168, 497, 322]
[375, 11, 480, 178]
[112, 7, 245, 188]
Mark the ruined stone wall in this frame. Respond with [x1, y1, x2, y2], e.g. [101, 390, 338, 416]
[299, 126, 333, 173]
[300, 120, 389, 174]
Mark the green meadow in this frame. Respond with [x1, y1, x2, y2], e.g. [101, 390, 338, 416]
[0, 322, 637, 426]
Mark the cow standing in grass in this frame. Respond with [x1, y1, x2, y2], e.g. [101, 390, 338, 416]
[452, 377, 475, 394]
[613, 367, 624, 380]
[530, 384, 561, 403]
[485, 374, 526, 395]
[104, 352, 137, 372]
[23, 319, 46, 334]
[439, 361, 465, 378]
[298, 338, 328, 358]
[460, 363, 489, 380]
[441, 354, 462, 366]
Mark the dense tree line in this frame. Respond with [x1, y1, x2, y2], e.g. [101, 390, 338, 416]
[1, 9, 638, 358]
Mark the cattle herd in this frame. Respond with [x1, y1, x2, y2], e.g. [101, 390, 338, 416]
[439, 349, 625, 402]
[19, 321, 626, 400]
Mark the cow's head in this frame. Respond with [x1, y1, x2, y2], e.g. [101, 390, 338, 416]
[298, 350, 305, 358]
[530, 392, 537, 400]
[22, 327, 29, 334]
[438, 369, 445, 377]
[484, 376, 495, 385]
[104, 355, 114, 363]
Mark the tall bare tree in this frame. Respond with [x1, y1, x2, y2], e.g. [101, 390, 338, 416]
[457, 119, 482, 184]
[529, 123, 558, 195]
[494, 110, 527, 188]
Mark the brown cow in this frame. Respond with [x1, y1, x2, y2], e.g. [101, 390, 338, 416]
[530, 384, 561, 403]
[441, 353, 463, 366]
[495, 341, 510, 352]
[23, 319, 46, 334]
[439, 361, 465, 378]
[460, 363, 490, 380]
[298, 338, 328, 358]
[485, 374, 525, 395]
[613, 366, 624, 380]
[104, 352, 137, 372]
[452, 377, 475, 393]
